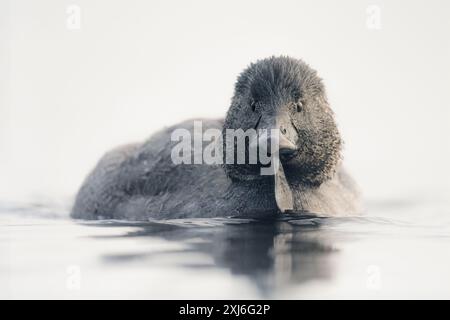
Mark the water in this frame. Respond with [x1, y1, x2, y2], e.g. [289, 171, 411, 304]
[1, 198, 450, 299]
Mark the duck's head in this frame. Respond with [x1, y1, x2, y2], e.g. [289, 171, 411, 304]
[223, 56, 342, 211]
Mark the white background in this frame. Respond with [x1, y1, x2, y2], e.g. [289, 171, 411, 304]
[1, 0, 449, 204]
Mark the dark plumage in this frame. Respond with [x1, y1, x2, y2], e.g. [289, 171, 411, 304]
[71, 56, 362, 220]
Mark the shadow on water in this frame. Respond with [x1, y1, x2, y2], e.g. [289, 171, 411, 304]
[83, 215, 342, 295]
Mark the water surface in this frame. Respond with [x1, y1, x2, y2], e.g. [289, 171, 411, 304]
[1, 198, 450, 299]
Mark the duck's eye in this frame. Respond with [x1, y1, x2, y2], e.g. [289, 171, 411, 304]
[250, 100, 258, 112]
[296, 101, 303, 112]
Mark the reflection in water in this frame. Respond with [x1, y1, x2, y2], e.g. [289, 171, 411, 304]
[91, 216, 339, 295]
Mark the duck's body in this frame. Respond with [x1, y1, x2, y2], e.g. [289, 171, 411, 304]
[71, 119, 361, 220]
[71, 56, 362, 220]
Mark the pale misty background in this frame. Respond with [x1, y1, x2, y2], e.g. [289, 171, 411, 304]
[1, 0, 449, 206]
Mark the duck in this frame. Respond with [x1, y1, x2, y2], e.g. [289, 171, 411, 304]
[71, 56, 362, 220]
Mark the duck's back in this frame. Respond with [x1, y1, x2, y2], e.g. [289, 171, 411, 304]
[71, 119, 227, 220]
